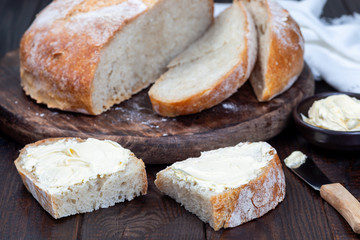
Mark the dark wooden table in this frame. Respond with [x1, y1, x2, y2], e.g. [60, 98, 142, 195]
[1, 1, 359, 239]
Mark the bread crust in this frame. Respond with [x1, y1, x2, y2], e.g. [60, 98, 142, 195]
[20, 1, 151, 115]
[20, 0, 214, 115]
[245, 0, 304, 102]
[14, 137, 147, 219]
[214, 152, 285, 230]
[263, 0, 304, 101]
[149, 1, 257, 117]
[155, 144, 285, 231]
[149, 58, 248, 117]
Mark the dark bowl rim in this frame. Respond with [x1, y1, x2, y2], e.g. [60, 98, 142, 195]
[293, 91, 360, 136]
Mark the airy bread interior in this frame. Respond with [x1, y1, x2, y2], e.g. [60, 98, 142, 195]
[148, 1, 257, 116]
[91, 0, 213, 114]
[14, 138, 147, 219]
[155, 168, 216, 225]
[49, 156, 145, 218]
[20, 0, 213, 115]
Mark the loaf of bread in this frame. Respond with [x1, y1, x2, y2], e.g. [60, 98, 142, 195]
[14, 138, 147, 219]
[242, 0, 304, 101]
[155, 142, 285, 231]
[148, 0, 257, 117]
[20, 0, 213, 115]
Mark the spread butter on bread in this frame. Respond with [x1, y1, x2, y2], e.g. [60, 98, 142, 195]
[155, 142, 286, 231]
[14, 138, 147, 219]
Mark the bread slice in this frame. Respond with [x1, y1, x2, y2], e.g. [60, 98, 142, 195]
[148, 1, 257, 117]
[242, 0, 304, 102]
[20, 0, 213, 115]
[154, 142, 285, 231]
[14, 137, 147, 219]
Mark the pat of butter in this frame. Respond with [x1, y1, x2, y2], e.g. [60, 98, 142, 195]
[284, 151, 306, 168]
[302, 94, 360, 131]
[170, 142, 274, 193]
[21, 138, 131, 191]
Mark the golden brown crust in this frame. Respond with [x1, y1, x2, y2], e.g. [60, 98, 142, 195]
[211, 186, 242, 230]
[154, 144, 286, 231]
[250, 0, 304, 102]
[149, 1, 253, 117]
[149, 60, 248, 117]
[207, 150, 285, 231]
[228, 153, 285, 228]
[20, 0, 154, 115]
[139, 157, 148, 195]
[20, 0, 214, 115]
[262, 14, 304, 101]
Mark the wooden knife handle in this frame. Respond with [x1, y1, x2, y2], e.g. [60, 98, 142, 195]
[320, 183, 360, 234]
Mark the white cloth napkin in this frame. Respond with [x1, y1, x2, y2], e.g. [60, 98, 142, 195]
[214, 3, 231, 17]
[214, 1, 360, 93]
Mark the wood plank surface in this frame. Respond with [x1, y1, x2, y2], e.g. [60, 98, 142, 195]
[2, 115, 359, 240]
[0, 0, 360, 239]
[0, 51, 314, 164]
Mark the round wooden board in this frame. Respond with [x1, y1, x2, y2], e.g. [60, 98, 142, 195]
[0, 50, 314, 164]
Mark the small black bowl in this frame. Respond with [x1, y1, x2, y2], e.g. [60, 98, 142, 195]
[293, 92, 360, 151]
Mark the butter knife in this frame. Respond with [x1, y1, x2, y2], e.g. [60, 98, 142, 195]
[285, 152, 360, 234]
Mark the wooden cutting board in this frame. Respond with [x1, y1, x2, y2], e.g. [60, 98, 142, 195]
[0, 50, 314, 164]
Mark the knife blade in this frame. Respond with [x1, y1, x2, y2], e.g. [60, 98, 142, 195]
[284, 151, 360, 234]
[287, 155, 331, 191]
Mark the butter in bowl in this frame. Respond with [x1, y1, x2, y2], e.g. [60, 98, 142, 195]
[293, 92, 360, 151]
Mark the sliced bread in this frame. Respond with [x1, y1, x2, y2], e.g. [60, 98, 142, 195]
[14, 137, 147, 219]
[242, 0, 304, 101]
[154, 142, 286, 231]
[20, 0, 213, 115]
[148, 1, 257, 117]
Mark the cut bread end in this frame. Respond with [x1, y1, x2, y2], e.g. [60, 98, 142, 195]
[148, 1, 257, 117]
[242, 0, 304, 102]
[14, 138, 147, 219]
[155, 142, 286, 231]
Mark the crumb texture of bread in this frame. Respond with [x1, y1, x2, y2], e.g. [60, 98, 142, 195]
[242, 0, 304, 102]
[148, 1, 257, 117]
[154, 142, 285, 231]
[20, 0, 213, 115]
[14, 138, 148, 219]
